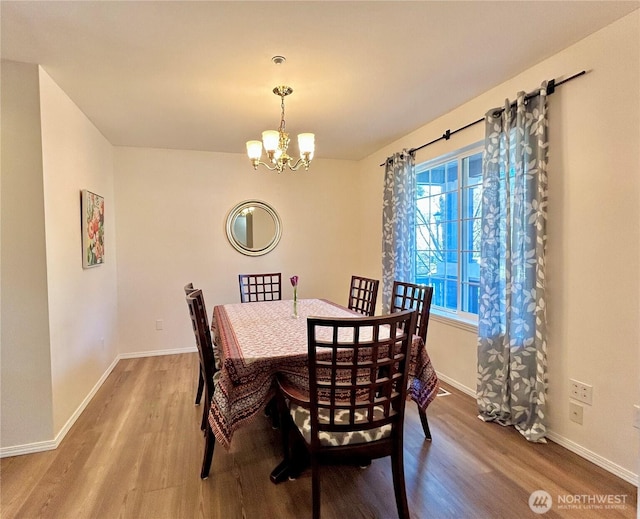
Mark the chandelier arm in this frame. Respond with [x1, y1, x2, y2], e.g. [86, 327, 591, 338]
[253, 160, 283, 172]
[287, 157, 311, 171]
[252, 157, 310, 172]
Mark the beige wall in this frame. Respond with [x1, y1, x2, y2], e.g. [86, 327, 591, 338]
[358, 12, 639, 481]
[113, 147, 360, 356]
[39, 68, 119, 435]
[0, 63, 120, 452]
[1, 61, 54, 448]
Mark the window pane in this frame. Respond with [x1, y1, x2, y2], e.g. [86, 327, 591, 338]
[428, 222, 441, 250]
[416, 251, 430, 279]
[446, 161, 458, 189]
[429, 195, 443, 219]
[466, 153, 483, 186]
[443, 218, 457, 262]
[431, 165, 445, 184]
[464, 184, 481, 219]
[446, 192, 458, 221]
[444, 279, 457, 311]
[471, 217, 481, 251]
[460, 217, 474, 251]
[460, 217, 482, 252]
[462, 251, 480, 279]
[414, 145, 481, 322]
[429, 276, 446, 307]
[461, 281, 480, 314]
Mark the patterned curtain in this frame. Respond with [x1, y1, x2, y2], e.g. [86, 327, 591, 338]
[381, 150, 416, 313]
[477, 83, 549, 442]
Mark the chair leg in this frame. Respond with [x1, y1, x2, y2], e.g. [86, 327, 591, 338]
[200, 403, 207, 432]
[200, 424, 215, 479]
[288, 435, 309, 480]
[264, 397, 280, 429]
[195, 371, 204, 405]
[391, 445, 409, 519]
[201, 379, 215, 432]
[270, 390, 293, 484]
[418, 406, 432, 441]
[311, 456, 321, 519]
[276, 392, 290, 457]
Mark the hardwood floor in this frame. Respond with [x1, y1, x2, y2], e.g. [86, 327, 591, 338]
[1, 353, 636, 518]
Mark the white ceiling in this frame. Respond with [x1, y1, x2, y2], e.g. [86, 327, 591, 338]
[2, 1, 638, 161]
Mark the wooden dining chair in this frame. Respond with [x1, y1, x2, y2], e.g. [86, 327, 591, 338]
[184, 283, 205, 407]
[186, 289, 219, 479]
[238, 273, 282, 303]
[277, 309, 417, 519]
[347, 275, 379, 316]
[184, 284, 222, 431]
[390, 280, 434, 440]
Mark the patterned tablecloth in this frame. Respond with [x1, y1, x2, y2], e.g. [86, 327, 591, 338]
[209, 298, 439, 450]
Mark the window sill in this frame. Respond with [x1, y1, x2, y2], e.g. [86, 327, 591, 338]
[430, 311, 478, 333]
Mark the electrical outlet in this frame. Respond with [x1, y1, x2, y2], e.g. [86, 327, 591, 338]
[569, 402, 583, 424]
[156, 319, 163, 331]
[570, 380, 580, 399]
[580, 383, 592, 405]
[569, 379, 592, 405]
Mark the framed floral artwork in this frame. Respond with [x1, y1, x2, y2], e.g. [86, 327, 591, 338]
[81, 189, 104, 268]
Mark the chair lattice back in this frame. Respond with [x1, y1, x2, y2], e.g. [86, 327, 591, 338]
[306, 309, 416, 448]
[347, 275, 379, 317]
[238, 273, 282, 303]
[390, 281, 434, 342]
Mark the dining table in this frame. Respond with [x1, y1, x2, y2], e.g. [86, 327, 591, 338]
[208, 298, 440, 456]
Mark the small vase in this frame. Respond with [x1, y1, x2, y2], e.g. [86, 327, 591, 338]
[292, 289, 298, 318]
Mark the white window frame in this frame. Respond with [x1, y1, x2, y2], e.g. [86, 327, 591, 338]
[415, 142, 483, 330]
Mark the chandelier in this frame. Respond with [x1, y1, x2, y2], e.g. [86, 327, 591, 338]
[246, 85, 315, 173]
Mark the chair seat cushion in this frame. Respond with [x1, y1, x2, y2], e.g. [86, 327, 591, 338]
[212, 342, 222, 371]
[289, 403, 392, 447]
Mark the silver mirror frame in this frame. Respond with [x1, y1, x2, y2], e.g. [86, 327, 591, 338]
[225, 199, 282, 256]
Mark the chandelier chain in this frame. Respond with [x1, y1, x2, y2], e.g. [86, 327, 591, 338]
[279, 94, 286, 133]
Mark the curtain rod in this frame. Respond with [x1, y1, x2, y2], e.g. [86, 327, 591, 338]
[380, 70, 586, 166]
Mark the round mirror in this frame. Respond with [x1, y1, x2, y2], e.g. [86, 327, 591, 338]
[225, 200, 282, 256]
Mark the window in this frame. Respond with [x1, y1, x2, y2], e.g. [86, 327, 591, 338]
[415, 144, 482, 324]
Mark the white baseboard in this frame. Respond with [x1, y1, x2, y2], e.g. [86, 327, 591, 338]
[435, 371, 639, 487]
[0, 439, 58, 458]
[436, 371, 476, 397]
[118, 346, 196, 359]
[545, 431, 638, 487]
[0, 347, 196, 458]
